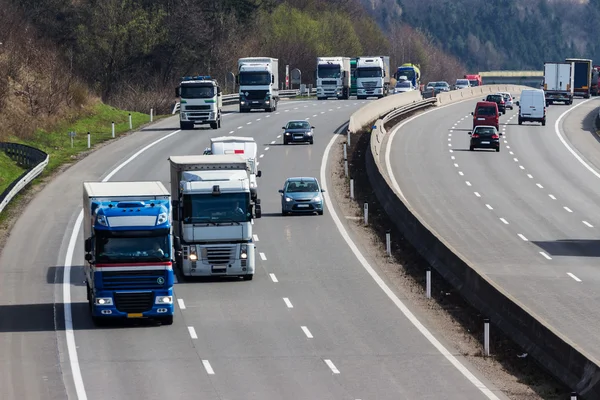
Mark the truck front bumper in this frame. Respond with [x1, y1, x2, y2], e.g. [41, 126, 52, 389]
[91, 290, 174, 319]
[357, 88, 383, 96]
[181, 111, 217, 124]
[240, 99, 272, 109]
[317, 86, 343, 98]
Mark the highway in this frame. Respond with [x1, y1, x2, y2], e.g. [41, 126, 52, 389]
[0, 98, 503, 400]
[386, 96, 600, 368]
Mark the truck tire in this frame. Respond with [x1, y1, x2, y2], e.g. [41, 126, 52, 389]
[518, 118, 522, 125]
[210, 122, 218, 129]
[317, 97, 325, 101]
[158, 316, 173, 326]
[255, 204, 262, 218]
[242, 274, 254, 281]
[541, 118, 546, 126]
[180, 121, 193, 130]
[217, 115, 222, 128]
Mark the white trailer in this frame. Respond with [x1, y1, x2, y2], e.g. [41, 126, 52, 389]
[543, 62, 573, 105]
[316, 57, 351, 100]
[355, 56, 391, 99]
[237, 57, 279, 112]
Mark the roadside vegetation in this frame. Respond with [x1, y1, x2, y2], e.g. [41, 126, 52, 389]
[0, 152, 23, 194]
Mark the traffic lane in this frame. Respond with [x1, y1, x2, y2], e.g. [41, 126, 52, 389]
[389, 100, 543, 267]
[251, 110, 496, 399]
[560, 98, 600, 171]
[0, 113, 189, 400]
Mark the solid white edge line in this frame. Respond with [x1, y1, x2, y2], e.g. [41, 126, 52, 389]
[202, 360, 215, 375]
[177, 298, 186, 310]
[188, 326, 198, 339]
[301, 326, 314, 338]
[63, 128, 182, 399]
[567, 273, 582, 282]
[322, 130, 500, 399]
[324, 359, 340, 374]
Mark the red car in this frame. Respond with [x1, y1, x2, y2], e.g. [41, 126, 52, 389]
[471, 101, 499, 130]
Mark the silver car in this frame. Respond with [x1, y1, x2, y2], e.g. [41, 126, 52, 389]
[454, 79, 471, 90]
[498, 92, 514, 110]
[279, 177, 325, 215]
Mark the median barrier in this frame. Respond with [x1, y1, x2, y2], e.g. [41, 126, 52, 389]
[348, 84, 600, 398]
[348, 90, 423, 134]
[0, 143, 49, 215]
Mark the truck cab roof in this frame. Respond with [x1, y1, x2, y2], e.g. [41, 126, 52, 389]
[182, 170, 250, 193]
[84, 181, 169, 197]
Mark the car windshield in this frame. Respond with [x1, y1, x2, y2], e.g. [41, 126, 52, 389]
[95, 232, 170, 263]
[456, 79, 469, 85]
[477, 106, 496, 116]
[285, 180, 319, 193]
[356, 67, 382, 78]
[474, 127, 496, 136]
[239, 71, 271, 85]
[434, 82, 448, 87]
[469, 80, 479, 86]
[396, 81, 411, 88]
[286, 121, 310, 129]
[501, 94, 511, 100]
[487, 95, 502, 102]
[426, 82, 436, 87]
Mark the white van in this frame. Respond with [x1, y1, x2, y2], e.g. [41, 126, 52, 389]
[516, 89, 546, 126]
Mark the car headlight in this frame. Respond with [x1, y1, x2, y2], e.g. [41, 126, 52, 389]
[155, 296, 173, 304]
[285, 132, 290, 135]
[307, 131, 312, 135]
[285, 197, 293, 202]
[240, 244, 248, 259]
[95, 297, 113, 306]
[312, 196, 322, 202]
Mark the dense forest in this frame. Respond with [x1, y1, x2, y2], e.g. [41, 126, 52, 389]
[0, 0, 466, 141]
[362, 0, 598, 71]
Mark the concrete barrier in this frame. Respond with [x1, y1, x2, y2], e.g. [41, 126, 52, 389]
[357, 87, 600, 398]
[348, 90, 423, 133]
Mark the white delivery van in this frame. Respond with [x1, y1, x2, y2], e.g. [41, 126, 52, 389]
[516, 89, 546, 126]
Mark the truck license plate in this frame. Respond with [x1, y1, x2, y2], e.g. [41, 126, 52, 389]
[127, 313, 144, 318]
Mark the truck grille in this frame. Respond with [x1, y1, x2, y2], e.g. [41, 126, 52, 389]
[114, 292, 154, 313]
[102, 270, 167, 290]
[322, 80, 337, 85]
[244, 90, 267, 100]
[205, 246, 235, 265]
[185, 105, 211, 111]
[362, 81, 377, 88]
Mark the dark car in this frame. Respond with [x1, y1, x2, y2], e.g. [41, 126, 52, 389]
[282, 120, 314, 145]
[433, 81, 450, 94]
[468, 125, 502, 152]
[484, 94, 506, 114]
[279, 177, 325, 215]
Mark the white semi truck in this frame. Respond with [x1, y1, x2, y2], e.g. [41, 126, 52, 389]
[237, 57, 279, 113]
[316, 57, 351, 100]
[176, 75, 223, 130]
[203, 136, 262, 203]
[543, 62, 574, 105]
[355, 56, 391, 99]
[169, 154, 260, 280]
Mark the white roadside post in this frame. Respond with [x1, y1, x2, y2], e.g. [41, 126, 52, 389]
[426, 268, 431, 299]
[129, 113, 132, 129]
[364, 203, 368, 225]
[111, 121, 115, 138]
[350, 179, 354, 199]
[484, 318, 490, 356]
[87, 132, 90, 149]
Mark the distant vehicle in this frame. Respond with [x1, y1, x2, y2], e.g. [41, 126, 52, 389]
[497, 92, 514, 110]
[465, 74, 482, 87]
[394, 63, 421, 89]
[279, 177, 325, 216]
[469, 125, 501, 152]
[484, 93, 506, 114]
[433, 81, 450, 94]
[565, 58, 592, 98]
[282, 120, 314, 145]
[315, 56, 351, 100]
[393, 80, 415, 93]
[592, 66, 600, 96]
[355, 56, 391, 99]
[472, 101, 499, 130]
[176, 76, 222, 130]
[237, 57, 279, 112]
[454, 79, 471, 90]
[516, 89, 546, 126]
[543, 62, 573, 105]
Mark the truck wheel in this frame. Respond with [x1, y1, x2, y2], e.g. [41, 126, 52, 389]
[217, 116, 221, 128]
[180, 122, 192, 130]
[255, 204, 262, 218]
[317, 97, 325, 101]
[210, 122, 218, 129]
[541, 119, 546, 126]
[158, 316, 173, 326]
[242, 274, 254, 281]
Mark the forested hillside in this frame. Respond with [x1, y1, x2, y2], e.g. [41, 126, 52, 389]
[361, 0, 598, 70]
[0, 0, 466, 142]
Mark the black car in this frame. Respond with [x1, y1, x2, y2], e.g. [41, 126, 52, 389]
[469, 125, 501, 152]
[484, 94, 506, 114]
[282, 120, 314, 145]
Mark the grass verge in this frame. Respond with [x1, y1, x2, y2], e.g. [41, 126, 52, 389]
[0, 152, 25, 194]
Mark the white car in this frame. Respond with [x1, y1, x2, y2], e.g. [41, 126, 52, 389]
[497, 92, 514, 110]
[394, 80, 415, 94]
[454, 79, 471, 90]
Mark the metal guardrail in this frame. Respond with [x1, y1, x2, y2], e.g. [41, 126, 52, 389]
[172, 88, 317, 114]
[382, 98, 438, 125]
[0, 143, 49, 214]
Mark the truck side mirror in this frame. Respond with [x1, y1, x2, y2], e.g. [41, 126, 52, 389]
[171, 199, 179, 208]
[174, 236, 181, 250]
[84, 237, 92, 253]
[468, 131, 472, 135]
[257, 170, 262, 178]
[85, 253, 93, 262]
[515, 101, 520, 106]
[235, 75, 239, 85]
[217, 87, 222, 94]
[272, 75, 275, 84]
[278, 189, 283, 194]
[471, 112, 474, 115]
[175, 87, 180, 97]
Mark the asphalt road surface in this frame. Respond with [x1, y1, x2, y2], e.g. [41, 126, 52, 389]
[0, 98, 504, 400]
[387, 96, 600, 369]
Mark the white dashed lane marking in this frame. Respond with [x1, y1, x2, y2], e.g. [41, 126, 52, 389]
[324, 359, 340, 374]
[567, 273, 582, 282]
[549, 194, 556, 200]
[283, 298, 293, 308]
[177, 299, 186, 309]
[500, 218, 509, 224]
[583, 221, 594, 228]
[474, 192, 481, 197]
[270, 273, 278, 283]
[301, 326, 314, 339]
[564, 206, 573, 213]
[202, 360, 215, 375]
[188, 327, 198, 339]
[253, 234, 259, 242]
[539, 252, 552, 260]
[517, 234, 528, 241]
[260, 252, 267, 261]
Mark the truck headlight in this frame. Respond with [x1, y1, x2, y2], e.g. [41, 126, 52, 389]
[189, 253, 197, 261]
[157, 212, 168, 225]
[96, 215, 108, 226]
[155, 296, 173, 304]
[240, 244, 248, 259]
[95, 297, 113, 306]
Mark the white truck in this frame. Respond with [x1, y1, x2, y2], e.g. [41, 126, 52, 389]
[355, 56, 391, 99]
[203, 136, 262, 203]
[169, 154, 260, 280]
[316, 57, 351, 100]
[176, 75, 223, 130]
[543, 62, 573, 105]
[237, 57, 279, 113]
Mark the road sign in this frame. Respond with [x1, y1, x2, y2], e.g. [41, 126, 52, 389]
[291, 68, 301, 85]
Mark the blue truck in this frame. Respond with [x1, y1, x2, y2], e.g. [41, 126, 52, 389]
[83, 181, 175, 325]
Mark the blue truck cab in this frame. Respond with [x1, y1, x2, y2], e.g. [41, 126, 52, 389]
[83, 181, 175, 326]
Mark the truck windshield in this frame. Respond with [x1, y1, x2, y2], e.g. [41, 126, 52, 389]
[318, 65, 341, 78]
[182, 193, 250, 223]
[396, 69, 415, 81]
[469, 80, 479, 87]
[95, 233, 170, 263]
[181, 85, 215, 99]
[239, 72, 271, 85]
[357, 68, 382, 78]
